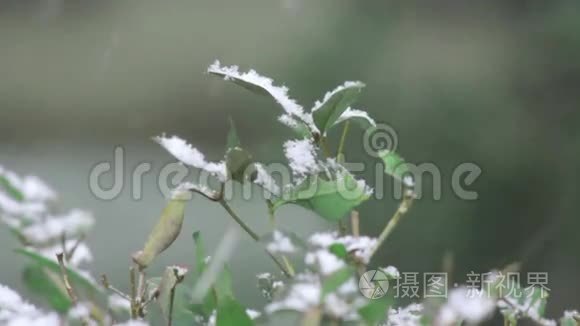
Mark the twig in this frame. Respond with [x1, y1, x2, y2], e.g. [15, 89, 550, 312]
[336, 120, 350, 162]
[350, 210, 360, 237]
[56, 252, 78, 304]
[219, 200, 260, 241]
[219, 199, 292, 277]
[129, 266, 138, 318]
[369, 191, 415, 259]
[66, 234, 86, 261]
[100, 274, 131, 301]
[167, 287, 176, 326]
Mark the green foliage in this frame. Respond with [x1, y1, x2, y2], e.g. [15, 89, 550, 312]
[320, 267, 354, 298]
[312, 82, 365, 134]
[15, 248, 101, 295]
[22, 265, 72, 312]
[272, 172, 371, 221]
[378, 149, 412, 185]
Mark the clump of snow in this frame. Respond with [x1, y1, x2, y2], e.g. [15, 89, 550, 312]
[208, 61, 316, 132]
[253, 163, 280, 195]
[170, 265, 189, 278]
[21, 209, 94, 245]
[334, 108, 376, 127]
[386, 303, 423, 326]
[246, 309, 261, 320]
[266, 230, 296, 254]
[266, 274, 321, 313]
[68, 302, 91, 320]
[308, 231, 377, 264]
[437, 287, 495, 324]
[305, 249, 346, 275]
[154, 135, 227, 181]
[381, 266, 400, 279]
[284, 139, 318, 177]
[0, 167, 57, 202]
[108, 294, 131, 312]
[0, 284, 60, 326]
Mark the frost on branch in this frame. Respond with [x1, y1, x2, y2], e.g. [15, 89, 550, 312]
[208, 60, 317, 133]
[154, 135, 227, 182]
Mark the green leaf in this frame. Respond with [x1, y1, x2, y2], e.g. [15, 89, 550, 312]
[0, 175, 24, 201]
[312, 82, 365, 133]
[273, 172, 371, 221]
[225, 147, 253, 183]
[15, 248, 101, 296]
[358, 296, 393, 325]
[333, 109, 376, 131]
[226, 117, 241, 150]
[378, 150, 413, 186]
[321, 267, 354, 298]
[328, 243, 348, 260]
[22, 265, 72, 312]
[216, 296, 254, 326]
[560, 313, 579, 326]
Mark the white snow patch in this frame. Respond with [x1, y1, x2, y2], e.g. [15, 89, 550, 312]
[108, 294, 131, 311]
[21, 209, 94, 244]
[253, 164, 280, 195]
[266, 230, 296, 254]
[208, 61, 316, 132]
[386, 303, 423, 326]
[437, 287, 495, 324]
[305, 249, 345, 275]
[334, 108, 376, 128]
[154, 135, 226, 181]
[284, 139, 318, 177]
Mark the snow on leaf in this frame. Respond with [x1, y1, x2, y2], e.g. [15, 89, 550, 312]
[154, 135, 227, 181]
[333, 108, 376, 130]
[311, 81, 365, 133]
[252, 163, 280, 196]
[283, 139, 318, 177]
[207, 60, 316, 132]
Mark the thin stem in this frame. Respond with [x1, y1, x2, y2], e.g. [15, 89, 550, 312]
[56, 253, 78, 304]
[219, 199, 292, 277]
[336, 120, 350, 162]
[129, 267, 138, 319]
[219, 200, 259, 241]
[100, 274, 131, 301]
[167, 287, 176, 326]
[319, 137, 332, 158]
[369, 192, 415, 259]
[350, 210, 360, 237]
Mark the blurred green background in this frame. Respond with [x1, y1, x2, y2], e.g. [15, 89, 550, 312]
[0, 0, 579, 320]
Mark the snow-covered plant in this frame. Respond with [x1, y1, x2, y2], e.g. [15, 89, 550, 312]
[0, 61, 577, 326]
